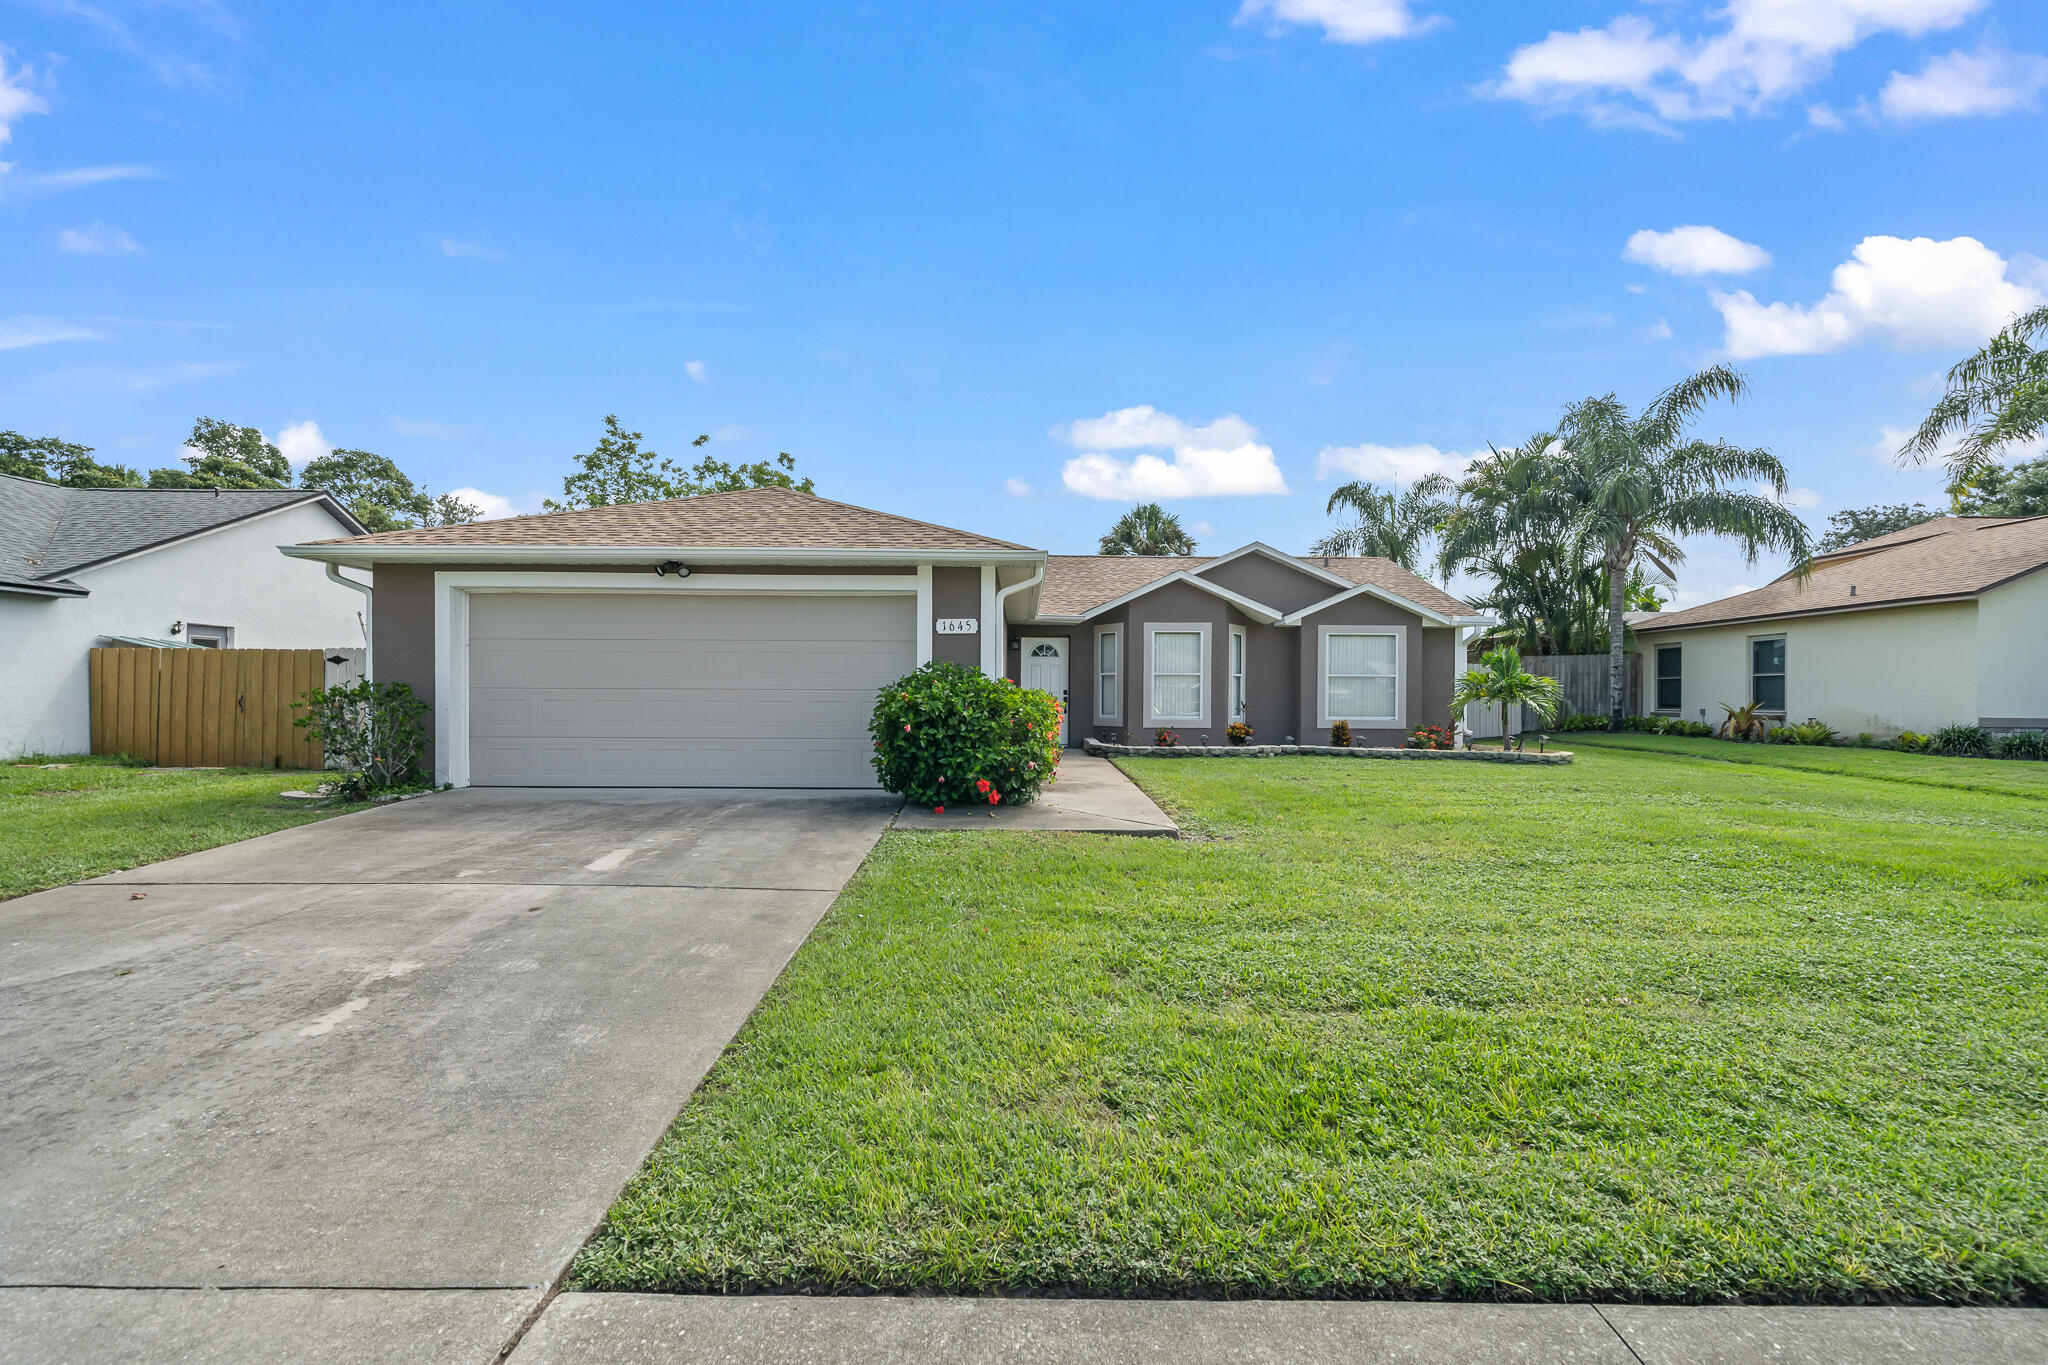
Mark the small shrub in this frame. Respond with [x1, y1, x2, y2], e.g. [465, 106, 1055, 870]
[1855, 732, 1876, 747]
[1994, 730, 2048, 761]
[1677, 720, 1715, 737]
[1405, 723, 1455, 750]
[869, 661, 1062, 808]
[1895, 730, 1930, 752]
[1226, 721, 1254, 746]
[1153, 728, 1182, 748]
[1790, 719, 1838, 746]
[1329, 720, 1353, 747]
[1931, 724, 1993, 757]
[294, 679, 429, 793]
[1551, 712, 1606, 732]
[1718, 701, 1770, 742]
[1765, 725, 1799, 744]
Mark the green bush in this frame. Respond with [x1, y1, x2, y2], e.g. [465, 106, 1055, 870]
[1931, 724, 1993, 757]
[1405, 723, 1455, 750]
[293, 679, 430, 797]
[1789, 719, 1838, 746]
[1329, 720, 1353, 747]
[1995, 730, 2048, 761]
[869, 661, 1061, 809]
[1894, 730, 1930, 752]
[1764, 725, 1799, 744]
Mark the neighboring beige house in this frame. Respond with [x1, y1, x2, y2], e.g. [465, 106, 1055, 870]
[1634, 516, 2048, 737]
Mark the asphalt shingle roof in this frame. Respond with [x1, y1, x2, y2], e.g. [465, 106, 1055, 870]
[1636, 515, 2048, 633]
[1038, 553, 1473, 618]
[0, 474, 353, 592]
[305, 485, 1035, 552]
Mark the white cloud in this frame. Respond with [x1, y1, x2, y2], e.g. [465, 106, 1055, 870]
[271, 419, 332, 469]
[1004, 478, 1031, 498]
[683, 359, 707, 383]
[1057, 405, 1289, 499]
[1807, 101, 1846, 128]
[0, 47, 48, 150]
[57, 223, 139, 253]
[447, 487, 525, 520]
[1491, 1, 1986, 127]
[0, 315, 101, 350]
[1233, 0, 1442, 45]
[1758, 481, 1823, 509]
[392, 416, 470, 439]
[6, 164, 160, 199]
[1314, 441, 1475, 485]
[437, 237, 507, 262]
[1624, 224, 1771, 276]
[1713, 235, 2043, 359]
[1645, 318, 1674, 340]
[1879, 47, 2048, 121]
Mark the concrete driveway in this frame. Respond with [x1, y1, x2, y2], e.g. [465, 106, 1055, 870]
[0, 787, 896, 1362]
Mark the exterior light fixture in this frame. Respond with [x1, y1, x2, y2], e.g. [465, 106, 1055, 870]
[653, 561, 692, 578]
[170, 621, 184, 636]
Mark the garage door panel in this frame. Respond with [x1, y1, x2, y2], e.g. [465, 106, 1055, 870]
[467, 593, 913, 788]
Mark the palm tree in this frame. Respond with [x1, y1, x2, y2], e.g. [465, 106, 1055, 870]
[1098, 502, 1196, 556]
[1311, 475, 1454, 571]
[1900, 306, 2048, 483]
[1555, 367, 1811, 731]
[1449, 646, 1564, 748]
[1439, 436, 1608, 656]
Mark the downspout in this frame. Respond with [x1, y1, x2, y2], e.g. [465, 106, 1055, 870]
[326, 563, 373, 682]
[991, 563, 1045, 681]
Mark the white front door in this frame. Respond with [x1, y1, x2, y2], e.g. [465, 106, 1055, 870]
[1020, 636, 1069, 744]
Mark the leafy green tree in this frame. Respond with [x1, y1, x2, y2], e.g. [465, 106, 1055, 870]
[1097, 502, 1196, 556]
[546, 415, 815, 511]
[1815, 502, 1939, 552]
[1448, 646, 1564, 748]
[1555, 367, 1811, 731]
[1439, 436, 1610, 656]
[1952, 454, 2048, 518]
[1624, 564, 1669, 611]
[296, 447, 479, 532]
[1311, 475, 1454, 570]
[149, 417, 290, 489]
[1900, 306, 2048, 482]
[1, 430, 144, 487]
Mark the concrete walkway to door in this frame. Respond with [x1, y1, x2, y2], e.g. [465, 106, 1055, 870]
[0, 786, 898, 1363]
[890, 752, 1177, 834]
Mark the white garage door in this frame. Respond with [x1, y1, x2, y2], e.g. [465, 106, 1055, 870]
[467, 593, 915, 787]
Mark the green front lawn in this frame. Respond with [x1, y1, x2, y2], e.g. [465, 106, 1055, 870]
[1, 756, 356, 900]
[573, 742, 2048, 1303]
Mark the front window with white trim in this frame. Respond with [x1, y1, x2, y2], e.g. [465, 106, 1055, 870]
[1144, 623, 1210, 726]
[1324, 630, 1399, 724]
[1095, 625, 1121, 722]
[1229, 626, 1246, 722]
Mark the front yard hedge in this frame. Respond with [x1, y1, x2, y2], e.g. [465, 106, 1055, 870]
[870, 661, 1062, 809]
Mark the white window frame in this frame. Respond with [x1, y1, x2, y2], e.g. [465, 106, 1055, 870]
[1143, 621, 1211, 728]
[185, 623, 234, 649]
[1229, 625, 1247, 724]
[1316, 625, 1404, 730]
[1094, 624, 1122, 724]
[1654, 643, 1683, 713]
[1750, 633, 1787, 715]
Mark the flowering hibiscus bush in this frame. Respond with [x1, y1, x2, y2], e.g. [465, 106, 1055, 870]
[869, 661, 1062, 810]
[1405, 723, 1455, 750]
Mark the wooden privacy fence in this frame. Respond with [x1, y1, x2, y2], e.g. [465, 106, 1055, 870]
[90, 647, 331, 768]
[1464, 652, 1642, 738]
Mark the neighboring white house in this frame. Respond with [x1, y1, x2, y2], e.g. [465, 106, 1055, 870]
[0, 476, 369, 758]
[1634, 515, 2048, 738]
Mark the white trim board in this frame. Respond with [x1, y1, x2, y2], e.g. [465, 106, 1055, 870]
[430, 569, 923, 788]
[1081, 570, 1283, 625]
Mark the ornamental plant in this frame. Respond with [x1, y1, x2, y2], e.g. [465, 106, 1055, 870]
[869, 661, 1061, 809]
[293, 678, 430, 799]
[1225, 721, 1253, 746]
[1153, 729, 1181, 747]
[1329, 720, 1352, 747]
[1405, 723, 1455, 750]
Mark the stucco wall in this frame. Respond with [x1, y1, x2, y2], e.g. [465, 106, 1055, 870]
[931, 565, 984, 671]
[0, 501, 366, 758]
[1636, 601, 1981, 736]
[1977, 569, 2048, 727]
[1293, 594, 1453, 746]
[1198, 554, 1339, 616]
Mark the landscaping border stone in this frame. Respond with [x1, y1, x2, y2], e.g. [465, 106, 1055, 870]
[1082, 738, 1572, 764]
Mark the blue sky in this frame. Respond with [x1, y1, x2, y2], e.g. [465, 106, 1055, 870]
[3, 1, 2044, 606]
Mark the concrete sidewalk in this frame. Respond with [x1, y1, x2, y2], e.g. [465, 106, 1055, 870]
[512, 1295, 2048, 1364]
[891, 752, 1177, 835]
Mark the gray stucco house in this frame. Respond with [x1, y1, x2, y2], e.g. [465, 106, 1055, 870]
[283, 487, 1488, 788]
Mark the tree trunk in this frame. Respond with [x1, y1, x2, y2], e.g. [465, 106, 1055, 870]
[1500, 699, 1510, 748]
[1607, 555, 1628, 732]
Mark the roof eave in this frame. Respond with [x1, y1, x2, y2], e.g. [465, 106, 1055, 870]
[280, 543, 1047, 569]
[1191, 541, 1353, 590]
[1282, 580, 1461, 627]
[1077, 570, 1285, 625]
[1633, 592, 1983, 633]
[1, 579, 90, 598]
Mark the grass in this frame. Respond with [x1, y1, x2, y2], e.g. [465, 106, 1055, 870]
[0, 754, 355, 900]
[572, 741, 2048, 1304]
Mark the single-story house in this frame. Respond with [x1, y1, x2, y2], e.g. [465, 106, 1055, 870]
[0, 474, 369, 758]
[282, 487, 1490, 788]
[1634, 515, 2048, 737]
